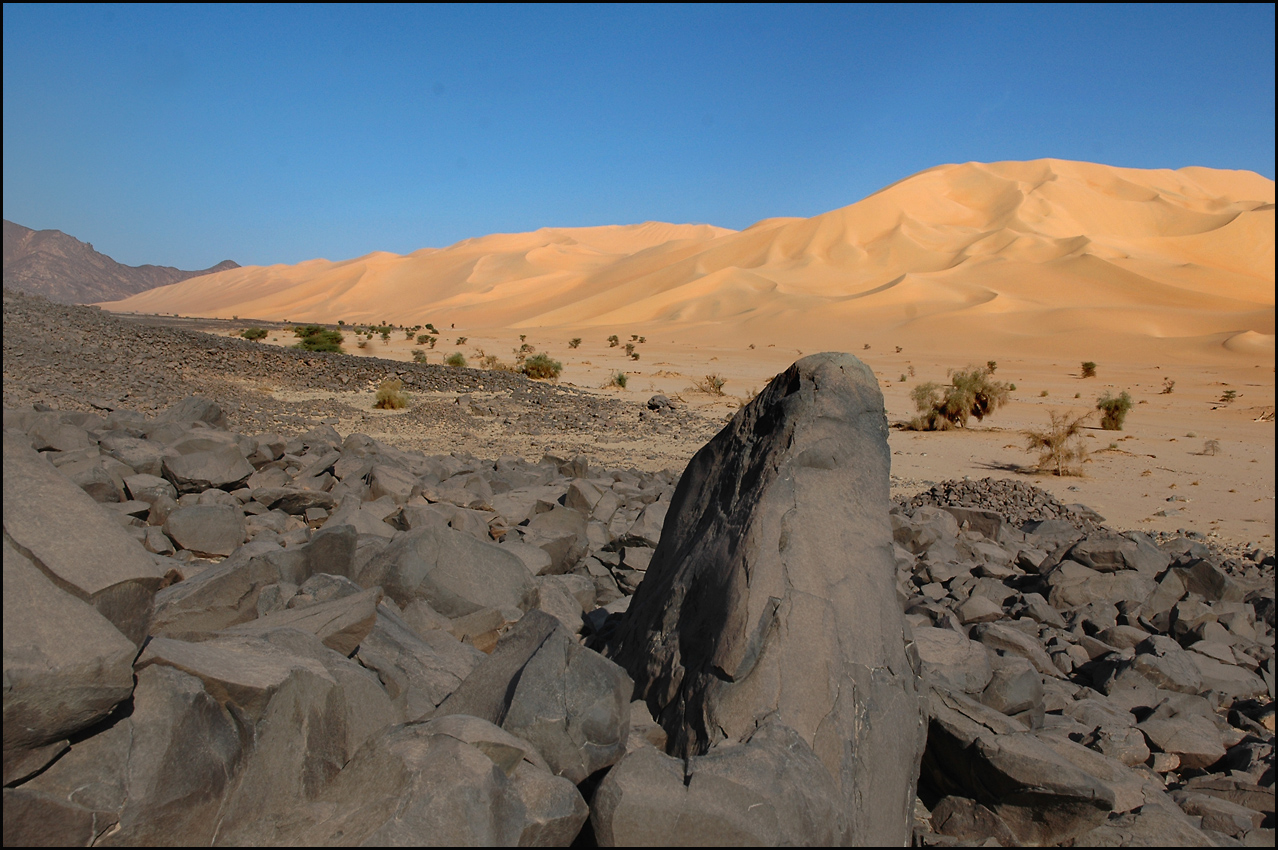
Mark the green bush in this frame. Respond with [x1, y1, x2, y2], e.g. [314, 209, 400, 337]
[608, 371, 627, 389]
[568, 338, 582, 349]
[1081, 361, 1097, 378]
[374, 379, 408, 410]
[241, 327, 267, 341]
[445, 352, 467, 368]
[521, 353, 562, 380]
[412, 350, 428, 363]
[607, 335, 620, 348]
[291, 325, 344, 353]
[907, 364, 1011, 430]
[1096, 390, 1133, 430]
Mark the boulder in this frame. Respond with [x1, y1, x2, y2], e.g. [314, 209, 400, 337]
[4, 431, 172, 645]
[161, 444, 254, 494]
[163, 504, 246, 557]
[610, 353, 926, 845]
[437, 610, 631, 783]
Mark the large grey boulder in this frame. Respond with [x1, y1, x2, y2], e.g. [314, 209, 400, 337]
[591, 720, 844, 846]
[161, 444, 254, 494]
[357, 524, 537, 617]
[163, 504, 246, 557]
[437, 610, 631, 783]
[610, 353, 926, 845]
[4, 431, 173, 645]
[2, 539, 136, 785]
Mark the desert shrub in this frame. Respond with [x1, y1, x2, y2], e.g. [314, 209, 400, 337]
[456, 337, 467, 345]
[630, 351, 640, 360]
[695, 374, 727, 395]
[1040, 390, 1049, 397]
[568, 338, 582, 349]
[1220, 389, 1237, 404]
[522, 353, 562, 380]
[1161, 378, 1175, 394]
[445, 352, 467, 368]
[405, 329, 415, 339]
[374, 379, 408, 410]
[357, 339, 368, 349]
[1201, 438, 1221, 455]
[608, 371, 627, 389]
[907, 365, 915, 378]
[424, 323, 438, 334]
[899, 374, 907, 383]
[624, 343, 635, 356]
[1081, 361, 1097, 378]
[896, 346, 903, 353]
[1096, 390, 1133, 430]
[863, 343, 871, 350]
[380, 329, 390, 342]
[607, 335, 619, 347]
[416, 334, 434, 345]
[241, 327, 267, 341]
[412, 350, 428, 363]
[986, 360, 997, 374]
[516, 342, 535, 362]
[906, 365, 1011, 430]
[292, 325, 344, 353]
[1024, 411, 1091, 476]
[638, 336, 646, 343]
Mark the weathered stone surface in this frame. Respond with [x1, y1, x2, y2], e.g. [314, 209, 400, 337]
[2, 539, 136, 783]
[438, 610, 631, 783]
[913, 626, 994, 694]
[163, 504, 246, 557]
[611, 353, 926, 845]
[357, 523, 537, 617]
[591, 720, 845, 847]
[161, 444, 254, 494]
[219, 585, 382, 655]
[4, 431, 172, 645]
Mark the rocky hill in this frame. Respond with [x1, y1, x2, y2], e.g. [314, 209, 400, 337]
[3, 219, 238, 304]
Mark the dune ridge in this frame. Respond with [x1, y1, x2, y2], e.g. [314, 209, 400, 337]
[100, 159, 1274, 362]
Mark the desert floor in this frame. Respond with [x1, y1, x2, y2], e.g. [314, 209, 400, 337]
[192, 319, 1276, 553]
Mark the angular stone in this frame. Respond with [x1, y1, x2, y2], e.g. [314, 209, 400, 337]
[219, 585, 382, 655]
[980, 656, 1044, 718]
[161, 444, 254, 494]
[356, 524, 537, 617]
[912, 626, 994, 694]
[522, 504, 588, 573]
[611, 353, 925, 846]
[591, 720, 844, 847]
[1138, 714, 1226, 770]
[163, 504, 246, 557]
[2, 539, 135, 782]
[970, 621, 1062, 678]
[956, 593, 1004, 625]
[438, 610, 631, 784]
[1173, 791, 1265, 837]
[252, 486, 338, 515]
[1175, 558, 1248, 604]
[4, 431, 172, 645]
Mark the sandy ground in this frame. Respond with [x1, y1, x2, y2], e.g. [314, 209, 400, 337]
[207, 323, 1275, 552]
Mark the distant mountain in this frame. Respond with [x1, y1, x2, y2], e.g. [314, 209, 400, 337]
[2, 220, 238, 304]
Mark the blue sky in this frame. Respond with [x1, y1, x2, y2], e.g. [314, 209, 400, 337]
[3, 4, 1274, 269]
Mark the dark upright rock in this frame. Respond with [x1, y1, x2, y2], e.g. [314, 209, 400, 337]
[609, 353, 926, 845]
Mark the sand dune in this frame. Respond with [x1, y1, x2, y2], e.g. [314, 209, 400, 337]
[100, 159, 1274, 364]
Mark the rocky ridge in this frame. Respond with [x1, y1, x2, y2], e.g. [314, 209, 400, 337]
[2, 296, 1274, 845]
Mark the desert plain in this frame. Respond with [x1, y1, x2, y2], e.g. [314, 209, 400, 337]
[99, 159, 1276, 553]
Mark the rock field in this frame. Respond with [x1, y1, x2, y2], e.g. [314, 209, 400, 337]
[2, 289, 1274, 846]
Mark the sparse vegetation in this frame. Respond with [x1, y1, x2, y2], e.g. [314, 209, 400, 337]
[291, 325, 344, 353]
[412, 350, 428, 363]
[1040, 390, 1049, 397]
[694, 374, 728, 396]
[1220, 389, 1237, 404]
[445, 352, 467, 368]
[986, 360, 997, 374]
[1161, 378, 1175, 394]
[863, 343, 871, 350]
[374, 379, 408, 410]
[607, 335, 620, 347]
[456, 337, 468, 346]
[417, 334, 437, 347]
[241, 327, 267, 341]
[568, 338, 582, 349]
[905, 364, 1011, 430]
[380, 329, 390, 342]
[907, 365, 915, 378]
[521, 353, 562, 380]
[1201, 438, 1221, 456]
[899, 374, 908, 383]
[624, 343, 635, 357]
[608, 371, 627, 389]
[1081, 361, 1097, 378]
[1097, 390, 1134, 430]
[1024, 410, 1091, 476]
[357, 339, 368, 349]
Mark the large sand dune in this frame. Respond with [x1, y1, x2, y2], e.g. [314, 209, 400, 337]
[100, 159, 1274, 364]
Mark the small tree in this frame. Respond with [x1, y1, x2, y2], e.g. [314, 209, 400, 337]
[907, 364, 1011, 430]
[1024, 411, 1091, 476]
[522, 353, 562, 380]
[445, 352, 467, 368]
[241, 327, 267, 341]
[1096, 390, 1133, 430]
[568, 338, 582, 349]
[607, 335, 620, 347]
[292, 325, 344, 353]
[380, 329, 391, 342]
[624, 343, 635, 357]
[374, 379, 408, 410]
[1220, 389, 1237, 404]
[1081, 361, 1097, 378]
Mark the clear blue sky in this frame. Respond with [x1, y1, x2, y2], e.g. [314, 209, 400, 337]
[3, 3, 1274, 269]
